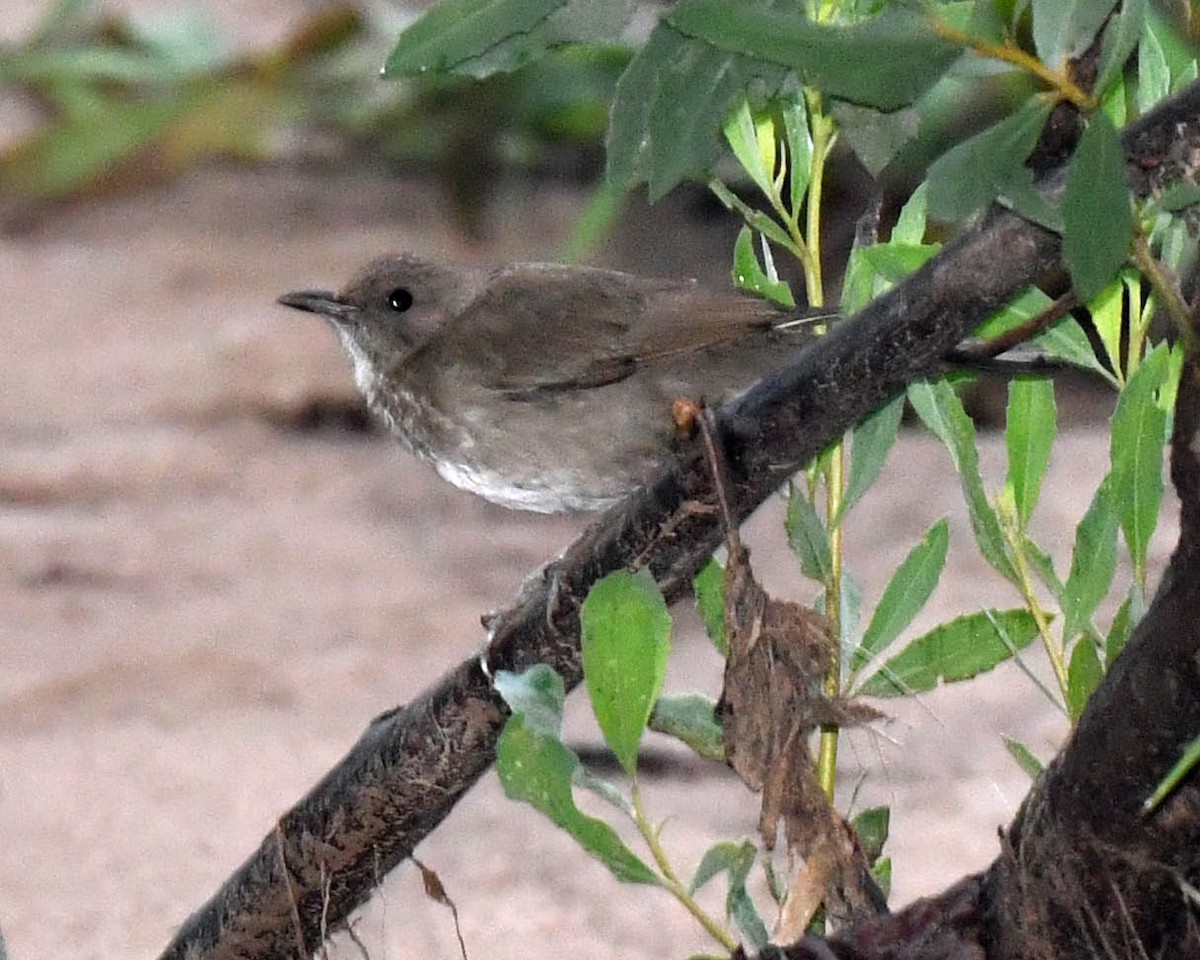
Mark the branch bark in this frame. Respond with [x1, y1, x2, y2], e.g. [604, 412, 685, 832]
[158, 80, 1200, 960]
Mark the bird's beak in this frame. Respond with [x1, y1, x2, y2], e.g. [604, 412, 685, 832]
[276, 290, 360, 324]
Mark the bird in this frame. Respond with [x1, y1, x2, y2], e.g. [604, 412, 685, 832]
[278, 252, 831, 513]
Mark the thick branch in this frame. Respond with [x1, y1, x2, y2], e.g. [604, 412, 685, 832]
[158, 80, 1200, 960]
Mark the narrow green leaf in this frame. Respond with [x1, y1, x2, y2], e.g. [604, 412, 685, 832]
[730, 881, 770, 951]
[573, 765, 636, 816]
[859, 609, 1040, 697]
[782, 94, 812, 213]
[732, 227, 795, 307]
[1063, 112, 1133, 303]
[690, 840, 768, 949]
[1105, 593, 1133, 665]
[1136, 15, 1170, 114]
[666, 3, 961, 111]
[1003, 735, 1045, 778]
[1062, 474, 1120, 642]
[1096, 0, 1146, 95]
[693, 558, 727, 654]
[1066, 639, 1103, 722]
[853, 519, 949, 675]
[384, 0, 634, 77]
[581, 570, 672, 775]
[497, 714, 660, 885]
[860, 242, 939, 283]
[851, 807, 890, 865]
[1089, 276, 1127, 379]
[691, 839, 756, 894]
[1110, 343, 1170, 583]
[1022, 535, 1064, 603]
[786, 484, 833, 583]
[925, 96, 1055, 224]
[606, 24, 676, 189]
[384, 0, 563, 76]
[872, 857, 892, 900]
[1005, 376, 1057, 528]
[649, 694, 725, 761]
[1032, 0, 1119, 67]
[972, 286, 1112, 382]
[836, 394, 904, 525]
[1037, 318, 1116, 383]
[494, 665, 565, 736]
[647, 37, 782, 200]
[892, 181, 929, 244]
[907, 380, 1018, 584]
[724, 99, 774, 197]
[830, 99, 921, 177]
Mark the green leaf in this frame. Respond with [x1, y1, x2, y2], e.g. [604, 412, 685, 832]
[691, 840, 768, 949]
[786, 483, 833, 583]
[1105, 593, 1133, 665]
[724, 99, 775, 198]
[606, 21, 788, 198]
[1110, 343, 1170, 583]
[1004, 376, 1057, 528]
[494, 665, 565, 736]
[649, 694, 725, 761]
[859, 608, 1040, 697]
[691, 839, 756, 893]
[1066, 639, 1103, 722]
[892, 181, 929, 244]
[860, 242, 940, 283]
[1003, 734, 1045, 778]
[693, 558, 727, 654]
[1096, 0, 1146, 95]
[836, 394, 904, 525]
[1089, 276, 1127, 378]
[1038, 318, 1116, 383]
[830, 100, 922, 177]
[667, 3, 962, 111]
[973, 286, 1112, 382]
[497, 713, 660, 885]
[907, 380, 1018, 584]
[1032, 0, 1119, 67]
[782, 94, 812, 213]
[1061, 474, 1120, 642]
[925, 96, 1056, 224]
[872, 857, 892, 900]
[383, 0, 635, 77]
[853, 519, 949, 675]
[851, 806, 890, 865]
[1022, 535, 1064, 603]
[1063, 112, 1133, 303]
[1137, 14, 1170, 114]
[732, 227, 795, 307]
[581, 570, 672, 775]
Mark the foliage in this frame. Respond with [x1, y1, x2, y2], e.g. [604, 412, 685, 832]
[0, 1, 624, 204]
[12, 0, 1199, 951]
[453, 0, 1200, 949]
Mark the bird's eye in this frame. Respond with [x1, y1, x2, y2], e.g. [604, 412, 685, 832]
[388, 288, 414, 312]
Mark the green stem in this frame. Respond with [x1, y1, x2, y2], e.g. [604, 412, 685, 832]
[1007, 526, 1068, 698]
[929, 12, 1095, 110]
[1132, 231, 1197, 356]
[799, 86, 843, 800]
[631, 784, 737, 953]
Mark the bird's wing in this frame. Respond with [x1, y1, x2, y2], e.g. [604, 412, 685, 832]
[434, 263, 787, 395]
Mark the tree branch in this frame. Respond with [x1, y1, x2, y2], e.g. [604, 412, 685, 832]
[158, 79, 1200, 960]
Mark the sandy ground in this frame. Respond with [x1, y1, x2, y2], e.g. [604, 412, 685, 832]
[0, 158, 1181, 960]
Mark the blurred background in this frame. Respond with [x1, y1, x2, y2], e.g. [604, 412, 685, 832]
[0, 3, 1170, 959]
